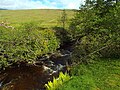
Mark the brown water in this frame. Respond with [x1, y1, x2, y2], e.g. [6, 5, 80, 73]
[0, 49, 72, 90]
[0, 63, 54, 90]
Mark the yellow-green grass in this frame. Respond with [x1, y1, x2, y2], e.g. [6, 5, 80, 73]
[0, 9, 75, 28]
[59, 59, 120, 90]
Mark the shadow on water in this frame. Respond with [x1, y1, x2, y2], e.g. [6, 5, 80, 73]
[0, 63, 51, 90]
[0, 50, 72, 90]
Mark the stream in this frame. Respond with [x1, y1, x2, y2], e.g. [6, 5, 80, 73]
[0, 49, 72, 90]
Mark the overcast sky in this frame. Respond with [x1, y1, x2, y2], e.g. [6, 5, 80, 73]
[0, 0, 85, 10]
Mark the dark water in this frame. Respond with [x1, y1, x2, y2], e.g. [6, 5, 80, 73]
[0, 50, 72, 90]
[0, 64, 50, 90]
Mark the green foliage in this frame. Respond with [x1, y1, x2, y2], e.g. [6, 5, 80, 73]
[45, 72, 71, 90]
[69, 0, 120, 62]
[53, 26, 71, 45]
[0, 22, 60, 69]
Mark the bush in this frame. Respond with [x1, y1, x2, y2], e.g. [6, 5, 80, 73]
[69, 1, 120, 63]
[100, 43, 120, 58]
[52, 26, 71, 45]
[0, 22, 60, 69]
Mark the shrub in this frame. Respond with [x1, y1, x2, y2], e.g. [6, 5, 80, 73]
[52, 26, 71, 45]
[0, 22, 60, 69]
[69, 1, 120, 63]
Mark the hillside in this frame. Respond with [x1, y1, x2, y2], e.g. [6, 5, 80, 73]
[0, 9, 75, 28]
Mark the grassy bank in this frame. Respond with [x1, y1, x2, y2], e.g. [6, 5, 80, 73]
[59, 59, 120, 90]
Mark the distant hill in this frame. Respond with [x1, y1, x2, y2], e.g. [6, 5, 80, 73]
[0, 9, 75, 27]
[0, 8, 7, 10]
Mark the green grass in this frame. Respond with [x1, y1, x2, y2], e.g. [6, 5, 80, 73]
[0, 9, 75, 28]
[59, 59, 120, 90]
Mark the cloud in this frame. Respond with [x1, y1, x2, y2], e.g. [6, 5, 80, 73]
[0, 0, 85, 10]
[58, 0, 85, 9]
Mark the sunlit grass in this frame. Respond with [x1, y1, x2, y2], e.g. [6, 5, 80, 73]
[0, 9, 75, 28]
[59, 59, 120, 90]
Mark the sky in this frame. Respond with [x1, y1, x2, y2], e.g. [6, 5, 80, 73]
[0, 0, 85, 10]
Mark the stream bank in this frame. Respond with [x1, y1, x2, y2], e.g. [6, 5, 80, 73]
[0, 49, 72, 90]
